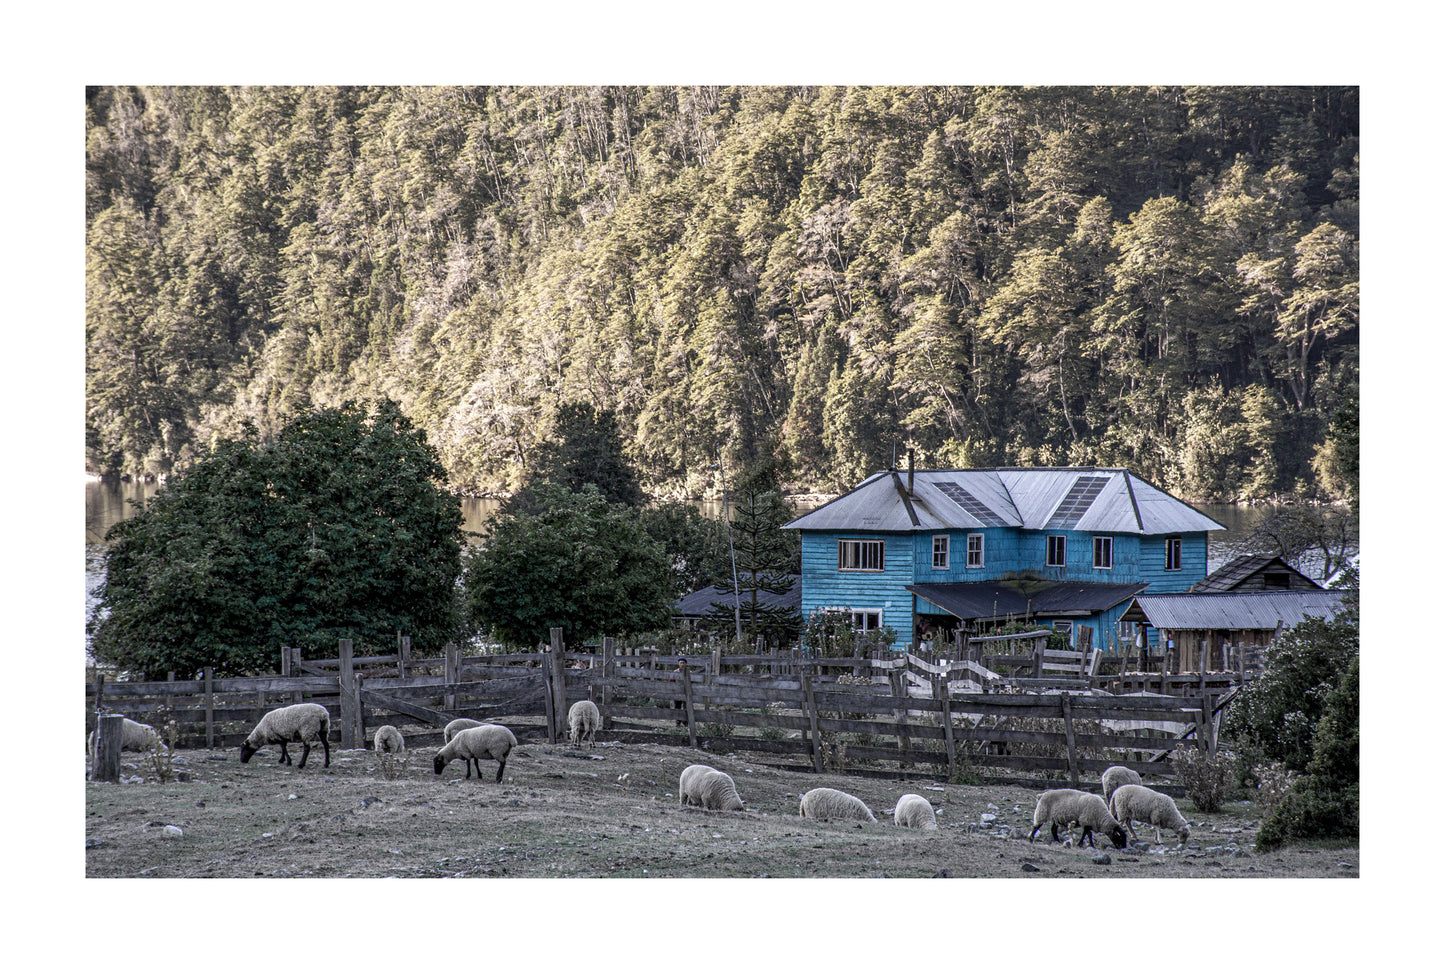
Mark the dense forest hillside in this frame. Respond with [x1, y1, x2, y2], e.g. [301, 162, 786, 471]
[85, 85, 1358, 501]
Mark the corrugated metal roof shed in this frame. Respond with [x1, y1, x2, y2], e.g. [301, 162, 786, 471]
[783, 467, 1224, 535]
[1122, 591, 1347, 630]
[674, 579, 802, 618]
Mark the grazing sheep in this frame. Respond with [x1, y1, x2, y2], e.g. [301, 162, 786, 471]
[893, 793, 937, 829]
[373, 725, 405, 754]
[678, 764, 744, 811]
[1109, 783, 1191, 845]
[433, 724, 518, 783]
[1030, 788, 1127, 849]
[240, 703, 331, 768]
[568, 700, 602, 747]
[88, 718, 163, 757]
[799, 787, 877, 823]
[1101, 765, 1143, 803]
[443, 718, 487, 777]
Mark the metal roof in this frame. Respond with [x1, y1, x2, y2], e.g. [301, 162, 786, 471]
[907, 580, 1149, 620]
[783, 467, 1224, 535]
[674, 578, 802, 618]
[1122, 591, 1347, 630]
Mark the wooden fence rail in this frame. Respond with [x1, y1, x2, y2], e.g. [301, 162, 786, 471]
[88, 631, 1238, 783]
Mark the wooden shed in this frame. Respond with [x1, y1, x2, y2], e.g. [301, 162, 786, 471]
[1119, 589, 1347, 672]
[1189, 554, 1324, 593]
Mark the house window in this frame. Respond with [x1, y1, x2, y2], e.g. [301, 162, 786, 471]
[1263, 572, 1290, 589]
[1165, 537, 1182, 571]
[1093, 536, 1113, 570]
[1046, 534, 1066, 568]
[821, 607, 883, 631]
[966, 533, 984, 568]
[837, 539, 884, 572]
[1052, 620, 1075, 645]
[932, 535, 949, 570]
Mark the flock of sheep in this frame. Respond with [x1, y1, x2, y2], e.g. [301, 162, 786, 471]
[93, 700, 1191, 849]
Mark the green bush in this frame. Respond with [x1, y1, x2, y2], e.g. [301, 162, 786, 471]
[1256, 654, 1359, 851]
[1171, 747, 1237, 812]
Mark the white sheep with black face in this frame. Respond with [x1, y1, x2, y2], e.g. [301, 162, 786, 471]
[1109, 784, 1190, 845]
[799, 787, 876, 823]
[443, 718, 487, 777]
[434, 724, 517, 783]
[678, 764, 744, 811]
[240, 703, 331, 768]
[1030, 788, 1127, 849]
[88, 718, 164, 758]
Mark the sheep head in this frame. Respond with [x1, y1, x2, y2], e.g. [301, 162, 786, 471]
[239, 741, 258, 763]
[433, 754, 447, 775]
[1108, 825, 1128, 849]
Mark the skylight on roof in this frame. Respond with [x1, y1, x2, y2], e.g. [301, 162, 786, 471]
[1044, 474, 1110, 529]
[933, 481, 1007, 526]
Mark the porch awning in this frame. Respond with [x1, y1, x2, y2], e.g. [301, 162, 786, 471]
[907, 580, 1148, 621]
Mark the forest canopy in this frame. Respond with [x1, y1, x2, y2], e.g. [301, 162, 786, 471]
[85, 85, 1359, 502]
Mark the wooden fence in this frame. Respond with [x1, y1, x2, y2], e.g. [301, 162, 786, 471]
[87, 631, 1245, 785]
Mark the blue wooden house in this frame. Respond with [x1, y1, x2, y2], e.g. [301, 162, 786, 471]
[781, 466, 1224, 651]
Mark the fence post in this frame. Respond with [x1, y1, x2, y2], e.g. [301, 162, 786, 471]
[281, 644, 292, 679]
[352, 673, 366, 747]
[1196, 693, 1216, 758]
[399, 633, 411, 681]
[549, 628, 569, 741]
[444, 642, 459, 713]
[167, 670, 176, 717]
[935, 676, 956, 776]
[1032, 635, 1046, 678]
[204, 667, 215, 748]
[541, 649, 557, 745]
[1060, 692, 1080, 785]
[600, 637, 614, 733]
[889, 669, 911, 755]
[338, 639, 357, 749]
[681, 666, 698, 749]
[92, 713, 123, 782]
[801, 672, 823, 774]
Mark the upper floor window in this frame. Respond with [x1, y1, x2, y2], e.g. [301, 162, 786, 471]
[966, 533, 985, 568]
[1046, 534, 1066, 568]
[932, 535, 949, 570]
[1165, 537, 1182, 571]
[837, 539, 884, 572]
[1093, 536, 1113, 570]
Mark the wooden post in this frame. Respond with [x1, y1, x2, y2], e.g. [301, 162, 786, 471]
[338, 639, 357, 749]
[281, 644, 292, 679]
[549, 627, 569, 741]
[166, 670, 176, 716]
[889, 669, 911, 754]
[600, 637, 614, 732]
[541, 649, 557, 745]
[681, 665, 697, 748]
[399, 633, 411, 680]
[801, 673, 823, 773]
[935, 676, 956, 776]
[444, 642, 459, 712]
[1197, 693, 1216, 758]
[92, 713, 123, 782]
[352, 673, 365, 747]
[1078, 627, 1094, 678]
[711, 646, 721, 679]
[204, 667, 215, 749]
[1060, 693, 1080, 785]
[1032, 635, 1046, 678]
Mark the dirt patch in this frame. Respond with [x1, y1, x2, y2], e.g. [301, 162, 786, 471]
[84, 737, 1357, 878]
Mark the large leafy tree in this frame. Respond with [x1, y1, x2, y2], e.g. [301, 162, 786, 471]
[513, 401, 646, 509]
[463, 483, 674, 649]
[88, 399, 466, 678]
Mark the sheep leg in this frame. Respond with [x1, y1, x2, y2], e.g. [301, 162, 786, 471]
[278, 741, 292, 765]
[1029, 824, 1042, 842]
[494, 756, 507, 783]
[1154, 826, 1162, 844]
[1050, 822, 1062, 843]
[1080, 826, 1096, 848]
[297, 741, 311, 769]
[322, 736, 330, 768]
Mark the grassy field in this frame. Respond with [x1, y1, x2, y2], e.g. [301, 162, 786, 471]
[84, 734, 1357, 879]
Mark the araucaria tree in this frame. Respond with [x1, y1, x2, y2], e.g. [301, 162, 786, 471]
[463, 483, 675, 649]
[88, 400, 466, 678]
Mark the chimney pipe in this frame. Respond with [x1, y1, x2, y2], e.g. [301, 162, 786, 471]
[907, 447, 915, 495]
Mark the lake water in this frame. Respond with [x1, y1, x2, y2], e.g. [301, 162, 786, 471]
[83, 480, 1274, 660]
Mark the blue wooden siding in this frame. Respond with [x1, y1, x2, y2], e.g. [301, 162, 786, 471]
[801, 527, 1211, 651]
[1137, 533, 1209, 593]
[799, 532, 915, 645]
